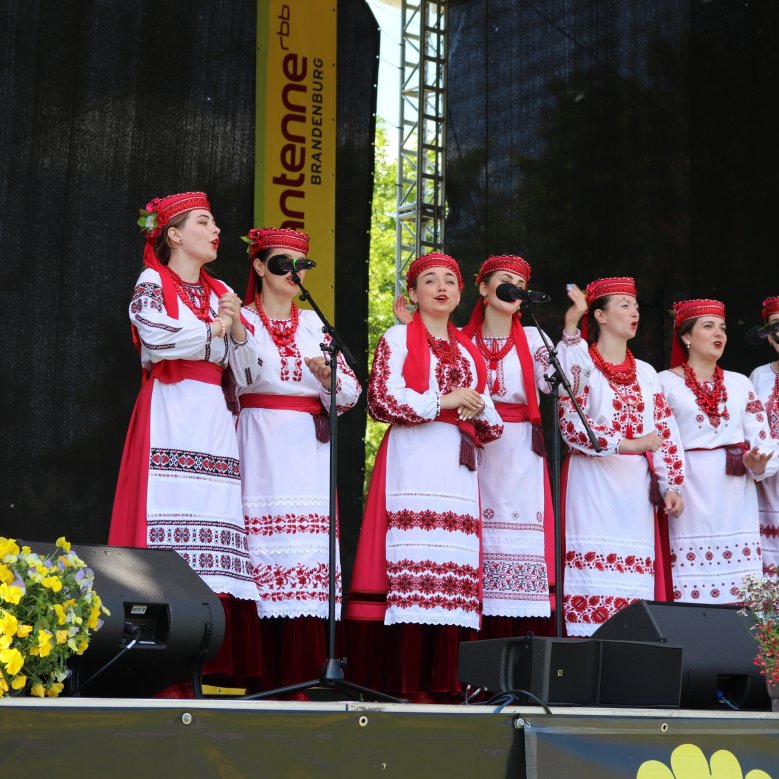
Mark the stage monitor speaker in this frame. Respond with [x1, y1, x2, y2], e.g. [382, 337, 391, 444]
[25, 542, 226, 697]
[593, 600, 766, 709]
[458, 636, 682, 707]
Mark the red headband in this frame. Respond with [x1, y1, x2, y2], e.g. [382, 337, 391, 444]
[243, 227, 310, 259]
[762, 296, 779, 320]
[137, 192, 211, 242]
[585, 276, 637, 306]
[670, 298, 726, 368]
[673, 298, 726, 328]
[405, 252, 464, 292]
[475, 255, 531, 285]
[242, 228, 311, 303]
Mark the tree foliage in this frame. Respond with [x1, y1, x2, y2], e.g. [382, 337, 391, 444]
[364, 122, 397, 495]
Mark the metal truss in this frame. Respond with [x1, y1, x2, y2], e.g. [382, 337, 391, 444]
[395, 0, 448, 294]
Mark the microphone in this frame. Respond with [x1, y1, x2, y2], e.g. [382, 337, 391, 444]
[495, 282, 552, 304]
[266, 255, 317, 275]
[745, 319, 779, 346]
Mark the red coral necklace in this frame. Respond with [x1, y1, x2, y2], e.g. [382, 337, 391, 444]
[168, 268, 212, 322]
[682, 363, 727, 419]
[589, 343, 637, 385]
[255, 295, 299, 347]
[476, 329, 514, 368]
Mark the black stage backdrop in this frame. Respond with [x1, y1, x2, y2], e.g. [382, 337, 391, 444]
[446, 0, 779, 380]
[0, 0, 377, 575]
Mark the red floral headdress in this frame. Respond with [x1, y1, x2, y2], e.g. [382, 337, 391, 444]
[241, 227, 311, 303]
[670, 298, 726, 368]
[475, 255, 532, 285]
[581, 276, 637, 340]
[405, 252, 464, 292]
[762, 296, 779, 320]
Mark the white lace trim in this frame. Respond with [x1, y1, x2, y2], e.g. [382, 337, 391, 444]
[384, 612, 480, 629]
[251, 543, 333, 555]
[482, 605, 552, 618]
[257, 606, 342, 620]
[243, 494, 329, 508]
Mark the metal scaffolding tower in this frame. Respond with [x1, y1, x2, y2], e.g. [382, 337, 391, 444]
[395, 0, 448, 292]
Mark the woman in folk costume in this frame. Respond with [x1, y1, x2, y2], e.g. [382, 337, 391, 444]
[109, 192, 261, 689]
[556, 277, 685, 636]
[659, 299, 777, 602]
[234, 227, 361, 687]
[750, 297, 779, 575]
[458, 255, 557, 635]
[347, 252, 503, 699]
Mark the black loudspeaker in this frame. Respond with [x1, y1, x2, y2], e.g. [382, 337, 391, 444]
[593, 600, 767, 709]
[457, 636, 682, 707]
[26, 542, 226, 697]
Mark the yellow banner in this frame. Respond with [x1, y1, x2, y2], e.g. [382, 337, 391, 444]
[256, 0, 337, 319]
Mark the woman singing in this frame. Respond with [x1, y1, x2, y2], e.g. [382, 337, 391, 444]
[660, 299, 777, 602]
[557, 277, 685, 636]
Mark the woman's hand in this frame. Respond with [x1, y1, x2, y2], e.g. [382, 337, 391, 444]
[619, 431, 662, 454]
[563, 283, 588, 335]
[744, 446, 774, 476]
[218, 293, 245, 340]
[440, 388, 485, 420]
[394, 294, 413, 324]
[305, 356, 332, 387]
[664, 491, 684, 518]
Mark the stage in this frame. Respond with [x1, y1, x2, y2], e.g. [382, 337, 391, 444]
[1, 697, 777, 777]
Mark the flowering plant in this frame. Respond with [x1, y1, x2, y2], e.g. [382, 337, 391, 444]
[137, 197, 161, 238]
[0, 537, 109, 698]
[739, 567, 779, 685]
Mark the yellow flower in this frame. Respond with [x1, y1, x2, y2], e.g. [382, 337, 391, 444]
[87, 605, 102, 630]
[0, 648, 24, 675]
[37, 629, 53, 658]
[41, 575, 63, 593]
[55, 629, 68, 645]
[55, 537, 71, 553]
[0, 564, 13, 585]
[0, 672, 8, 694]
[45, 682, 64, 697]
[637, 744, 773, 779]
[53, 603, 67, 625]
[30, 683, 45, 697]
[0, 537, 20, 559]
[0, 611, 18, 636]
[0, 583, 23, 605]
[10, 674, 26, 690]
[16, 623, 32, 639]
[0, 635, 11, 651]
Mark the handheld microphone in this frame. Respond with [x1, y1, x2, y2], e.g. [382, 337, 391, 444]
[266, 255, 317, 275]
[745, 319, 779, 346]
[495, 282, 552, 304]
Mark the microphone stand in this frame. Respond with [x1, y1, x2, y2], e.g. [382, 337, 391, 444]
[244, 271, 403, 703]
[520, 302, 601, 638]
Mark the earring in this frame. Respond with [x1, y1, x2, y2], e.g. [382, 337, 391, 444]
[684, 341, 690, 349]
[482, 296, 487, 306]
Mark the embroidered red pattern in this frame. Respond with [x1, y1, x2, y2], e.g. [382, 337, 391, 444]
[253, 562, 341, 603]
[483, 554, 548, 599]
[653, 392, 685, 487]
[564, 594, 635, 626]
[566, 550, 654, 576]
[149, 448, 240, 480]
[368, 337, 429, 425]
[387, 559, 480, 614]
[387, 508, 479, 535]
[245, 512, 332, 537]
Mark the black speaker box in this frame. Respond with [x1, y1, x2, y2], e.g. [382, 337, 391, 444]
[593, 600, 766, 709]
[26, 542, 226, 697]
[458, 635, 682, 707]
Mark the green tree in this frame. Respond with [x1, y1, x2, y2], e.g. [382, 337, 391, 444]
[364, 121, 398, 495]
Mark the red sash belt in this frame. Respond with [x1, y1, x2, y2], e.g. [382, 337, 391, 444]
[436, 408, 480, 471]
[687, 442, 748, 476]
[149, 359, 223, 385]
[240, 392, 329, 443]
[495, 401, 547, 457]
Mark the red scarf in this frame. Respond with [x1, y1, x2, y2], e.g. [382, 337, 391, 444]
[462, 302, 545, 456]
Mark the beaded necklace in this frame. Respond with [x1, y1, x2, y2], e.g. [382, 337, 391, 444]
[168, 268, 212, 322]
[589, 343, 637, 385]
[682, 363, 727, 420]
[476, 330, 513, 396]
[426, 327, 461, 365]
[427, 327, 467, 391]
[255, 294, 299, 347]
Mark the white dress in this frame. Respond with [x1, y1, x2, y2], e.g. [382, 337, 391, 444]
[659, 369, 779, 602]
[365, 324, 503, 629]
[118, 267, 258, 600]
[475, 328, 552, 618]
[235, 308, 361, 619]
[750, 363, 779, 574]
[558, 336, 685, 636]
